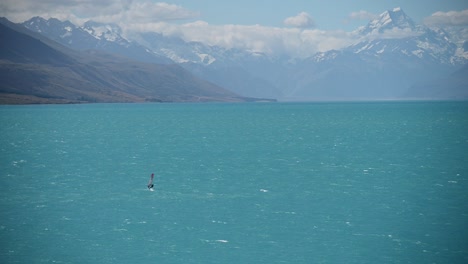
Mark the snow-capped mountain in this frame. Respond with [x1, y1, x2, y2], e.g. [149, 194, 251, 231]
[351, 8, 458, 65]
[291, 7, 467, 100]
[23, 17, 95, 49]
[358, 7, 417, 35]
[18, 7, 467, 100]
[22, 17, 171, 64]
[82, 21, 124, 43]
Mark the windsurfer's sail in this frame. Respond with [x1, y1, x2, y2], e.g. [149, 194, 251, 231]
[147, 173, 155, 190]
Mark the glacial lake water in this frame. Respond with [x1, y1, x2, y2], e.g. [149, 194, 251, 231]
[1, 101, 467, 263]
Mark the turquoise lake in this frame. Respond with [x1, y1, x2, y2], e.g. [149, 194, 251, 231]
[1, 101, 467, 263]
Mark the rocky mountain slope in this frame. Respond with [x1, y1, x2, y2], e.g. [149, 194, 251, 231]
[0, 18, 251, 104]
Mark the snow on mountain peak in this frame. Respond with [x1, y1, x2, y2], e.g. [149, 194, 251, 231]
[83, 21, 123, 42]
[343, 7, 461, 65]
[359, 7, 417, 36]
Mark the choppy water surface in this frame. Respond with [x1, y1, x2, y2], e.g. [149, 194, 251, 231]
[1, 101, 467, 263]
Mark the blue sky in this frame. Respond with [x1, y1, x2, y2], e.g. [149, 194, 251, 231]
[2, 0, 467, 30]
[1, 0, 467, 58]
[167, 0, 468, 30]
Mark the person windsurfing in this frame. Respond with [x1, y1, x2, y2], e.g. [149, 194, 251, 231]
[147, 173, 155, 190]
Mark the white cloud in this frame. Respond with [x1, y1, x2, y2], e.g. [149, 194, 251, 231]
[423, 9, 468, 27]
[0, 0, 356, 58]
[347, 10, 378, 21]
[342, 10, 378, 27]
[284, 12, 315, 28]
[0, 0, 199, 24]
[128, 21, 356, 58]
[301, 29, 357, 52]
[367, 28, 422, 40]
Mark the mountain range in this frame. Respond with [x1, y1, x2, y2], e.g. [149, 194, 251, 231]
[0, 18, 258, 104]
[1, 7, 467, 103]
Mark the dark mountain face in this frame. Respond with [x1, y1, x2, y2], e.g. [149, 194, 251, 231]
[0, 18, 250, 104]
[0, 21, 73, 65]
[405, 64, 468, 99]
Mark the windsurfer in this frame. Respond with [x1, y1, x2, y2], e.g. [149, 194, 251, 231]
[147, 173, 155, 189]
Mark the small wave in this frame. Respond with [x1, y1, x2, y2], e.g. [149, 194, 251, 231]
[211, 220, 227, 224]
[12, 160, 27, 167]
[201, 239, 229, 244]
